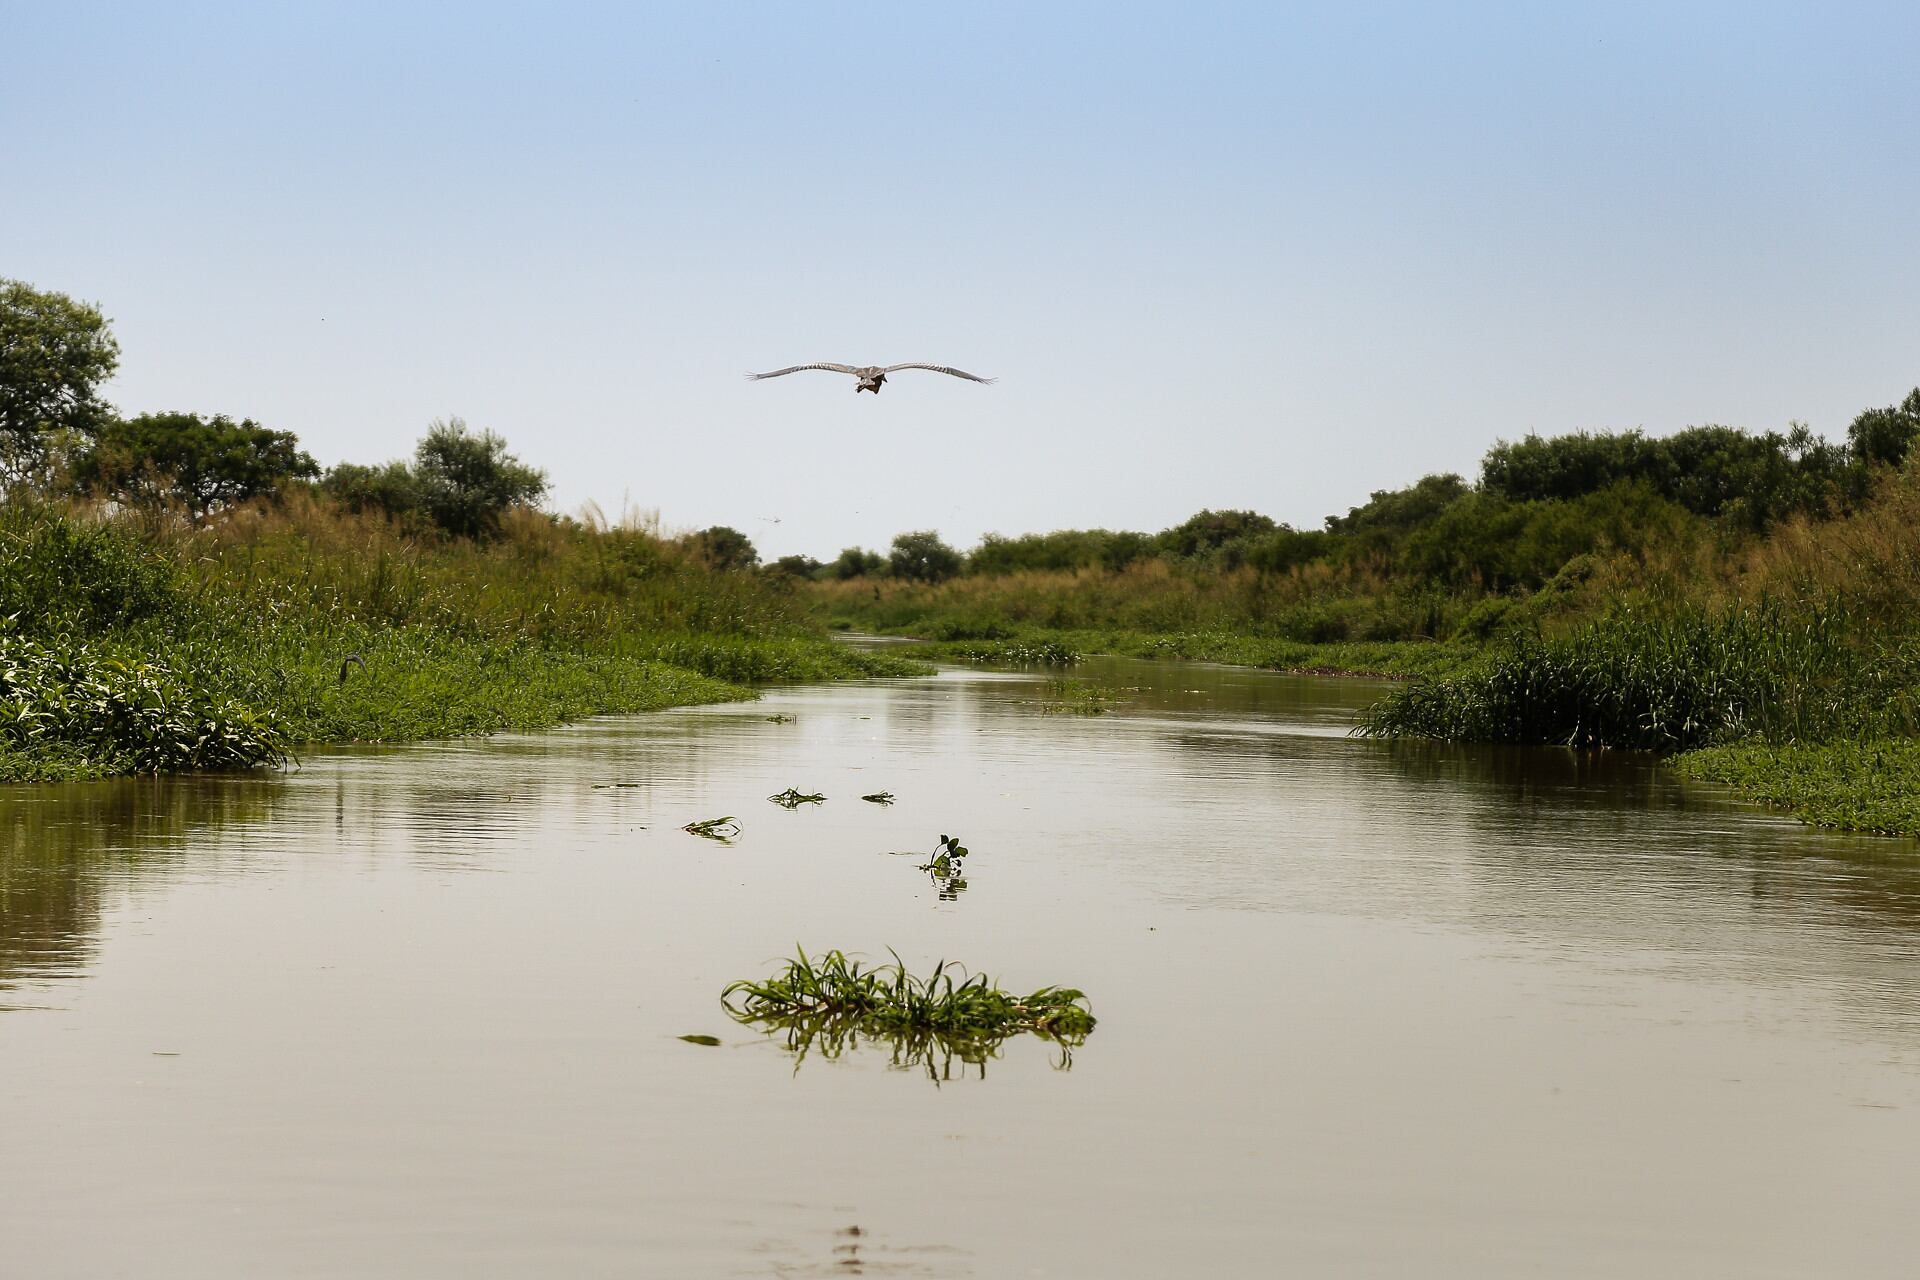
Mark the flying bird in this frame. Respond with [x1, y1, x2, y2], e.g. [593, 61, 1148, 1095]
[746, 363, 995, 395]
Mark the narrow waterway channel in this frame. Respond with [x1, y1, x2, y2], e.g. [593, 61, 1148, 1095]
[5, 655, 1920, 1277]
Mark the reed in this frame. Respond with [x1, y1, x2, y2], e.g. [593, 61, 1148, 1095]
[1359, 602, 1906, 751]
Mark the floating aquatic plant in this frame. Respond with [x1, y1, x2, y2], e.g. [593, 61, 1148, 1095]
[768, 787, 826, 808]
[1038, 677, 1114, 716]
[860, 791, 896, 805]
[916, 832, 969, 899]
[765, 713, 796, 723]
[722, 948, 1095, 1081]
[683, 816, 740, 840]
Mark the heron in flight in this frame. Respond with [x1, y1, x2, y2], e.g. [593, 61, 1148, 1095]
[747, 363, 995, 395]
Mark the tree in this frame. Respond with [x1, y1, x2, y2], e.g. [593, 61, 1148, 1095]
[688, 525, 759, 571]
[1156, 509, 1279, 560]
[829, 546, 887, 579]
[411, 417, 548, 538]
[1847, 388, 1920, 470]
[888, 530, 962, 583]
[76, 412, 318, 520]
[322, 460, 423, 524]
[768, 553, 823, 578]
[0, 279, 120, 486]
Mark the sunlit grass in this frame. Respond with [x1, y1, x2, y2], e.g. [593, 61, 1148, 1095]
[722, 947, 1095, 1079]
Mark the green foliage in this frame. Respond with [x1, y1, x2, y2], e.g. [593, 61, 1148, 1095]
[722, 948, 1095, 1077]
[412, 417, 548, 539]
[888, 529, 962, 583]
[0, 497, 924, 782]
[321, 460, 422, 525]
[1674, 737, 1920, 836]
[0, 279, 120, 485]
[1326, 475, 1471, 559]
[1359, 604, 1898, 751]
[828, 546, 887, 579]
[768, 553, 822, 578]
[0, 505, 180, 632]
[1846, 388, 1920, 470]
[687, 524, 759, 571]
[1480, 423, 1850, 532]
[319, 418, 546, 540]
[767, 786, 826, 808]
[75, 411, 319, 519]
[969, 528, 1154, 575]
[0, 633, 287, 773]
[1157, 508, 1279, 564]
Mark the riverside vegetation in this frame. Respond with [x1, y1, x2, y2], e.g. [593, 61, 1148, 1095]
[0, 278, 917, 783]
[802, 389, 1920, 837]
[721, 947, 1095, 1079]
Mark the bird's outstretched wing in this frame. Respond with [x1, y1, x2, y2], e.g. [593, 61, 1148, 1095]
[746, 363, 863, 380]
[881, 363, 996, 383]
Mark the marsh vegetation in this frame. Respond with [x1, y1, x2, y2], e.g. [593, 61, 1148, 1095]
[721, 948, 1095, 1079]
[796, 388, 1920, 834]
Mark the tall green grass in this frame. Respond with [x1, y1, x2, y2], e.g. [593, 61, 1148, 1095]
[1360, 603, 1912, 751]
[0, 498, 921, 782]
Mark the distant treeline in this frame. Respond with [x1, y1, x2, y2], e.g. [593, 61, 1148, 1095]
[792, 394, 1919, 592]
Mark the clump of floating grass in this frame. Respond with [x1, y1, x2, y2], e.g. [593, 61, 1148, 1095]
[722, 947, 1095, 1079]
[765, 713, 795, 723]
[860, 791, 895, 805]
[768, 787, 826, 808]
[1038, 676, 1114, 715]
[683, 816, 740, 840]
[911, 638, 1083, 666]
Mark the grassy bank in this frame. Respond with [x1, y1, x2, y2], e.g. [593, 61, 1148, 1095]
[1350, 460, 1920, 835]
[810, 457, 1920, 837]
[1673, 740, 1920, 836]
[0, 498, 922, 783]
[894, 626, 1477, 679]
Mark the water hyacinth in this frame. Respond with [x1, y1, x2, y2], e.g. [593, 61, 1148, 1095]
[0, 634, 288, 772]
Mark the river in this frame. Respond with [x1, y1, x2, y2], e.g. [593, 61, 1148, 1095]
[4, 655, 1920, 1276]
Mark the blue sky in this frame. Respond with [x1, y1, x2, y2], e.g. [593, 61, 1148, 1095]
[6, 2, 1917, 559]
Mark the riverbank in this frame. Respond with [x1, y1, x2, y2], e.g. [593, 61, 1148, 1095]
[0, 500, 923, 784]
[878, 626, 1478, 680]
[880, 619, 1920, 839]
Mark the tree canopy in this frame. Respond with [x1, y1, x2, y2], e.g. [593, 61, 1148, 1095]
[76, 412, 318, 519]
[411, 417, 548, 538]
[688, 525, 759, 571]
[888, 530, 962, 583]
[0, 280, 120, 485]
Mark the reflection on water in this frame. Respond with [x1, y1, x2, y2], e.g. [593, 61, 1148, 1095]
[4, 654, 1920, 1276]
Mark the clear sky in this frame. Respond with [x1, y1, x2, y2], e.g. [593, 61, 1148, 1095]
[6, 2, 1917, 560]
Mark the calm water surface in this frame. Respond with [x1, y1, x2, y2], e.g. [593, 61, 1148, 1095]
[5, 656, 1920, 1277]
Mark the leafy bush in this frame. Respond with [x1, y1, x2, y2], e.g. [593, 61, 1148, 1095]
[0, 506, 179, 632]
[0, 634, 287, 772]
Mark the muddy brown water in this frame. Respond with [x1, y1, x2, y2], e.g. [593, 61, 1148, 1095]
[5, 655, 1920, 1277]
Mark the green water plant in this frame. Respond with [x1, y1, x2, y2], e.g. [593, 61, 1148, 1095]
[721, 947, 1095, 1080]
[1038, 677, 1113, 715]
[860, 791, 895, 805]
[768, 787, 826, 808]
[683, 816, 740, 840]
